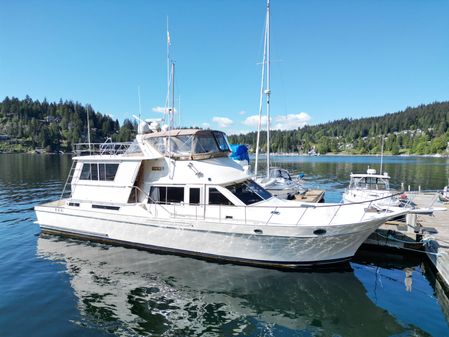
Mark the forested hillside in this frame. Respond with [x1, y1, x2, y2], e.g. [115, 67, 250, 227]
[0, 96, 136, 153]
[228, 101, 449, 155]
[1, 96, 449, 155]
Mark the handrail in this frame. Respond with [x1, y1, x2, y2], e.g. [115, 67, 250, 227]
[123, 187, 410, 226]
[74, 141, 133, 156]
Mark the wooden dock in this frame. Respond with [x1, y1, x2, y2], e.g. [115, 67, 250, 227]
[412, 193, 449, 288]
[294, 189, 325, 203]
[364, 192, 449, 291]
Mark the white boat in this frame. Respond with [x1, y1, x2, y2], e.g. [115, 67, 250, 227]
[35, 126, 407, 267]
[439, 186, 449, 202]
[256, 167, 306, 199]
[342, 168, 403, 207]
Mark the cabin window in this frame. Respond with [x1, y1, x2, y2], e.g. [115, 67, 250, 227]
[79, 163, 119, 181]
[226, 180, 271, 205]
[194, 134, 218, 154]
[208, 188, 233, 205]
[149, 186, 165, 203]
[149, 186, 184, 204]
[189, 188, 200, 204]
[105, 164, 119, 180]
[166, 187, 184, 203]
[213, 131, 231, 152]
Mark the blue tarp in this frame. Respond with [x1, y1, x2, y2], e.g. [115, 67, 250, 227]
[229, 144, 250, 162]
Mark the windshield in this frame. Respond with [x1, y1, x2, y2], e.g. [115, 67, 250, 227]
[351, 177, 389, 190]
[226, 180, 272, 205]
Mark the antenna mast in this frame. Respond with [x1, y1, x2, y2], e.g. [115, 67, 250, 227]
[138, 86, 142, 121]
[170, 62, 175, 129]
[380, 135, 384, 174]
[86, 105, 91, 153]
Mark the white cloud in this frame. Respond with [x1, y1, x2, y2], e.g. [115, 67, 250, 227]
[242, 114, 268, 127]
[212, 116, 234, 128]
[273, 112, 311, 130]
[152, 106, 177, 114]
[238, 110, 246, 115]
[242, 113, 311, 130]
[202, 122, 210, 129]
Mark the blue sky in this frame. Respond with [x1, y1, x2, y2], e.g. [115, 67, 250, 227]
[1, 0, 449, 134]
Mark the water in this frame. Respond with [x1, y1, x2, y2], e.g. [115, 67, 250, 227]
[1, 154, 449, 337]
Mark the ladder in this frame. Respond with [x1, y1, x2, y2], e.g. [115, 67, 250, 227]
[60, 160, 79, 200]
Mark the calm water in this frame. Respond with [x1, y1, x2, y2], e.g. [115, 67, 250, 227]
[1, 154, 449, 337]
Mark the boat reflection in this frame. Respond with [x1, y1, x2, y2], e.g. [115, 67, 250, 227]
[37, 235, 420, 337]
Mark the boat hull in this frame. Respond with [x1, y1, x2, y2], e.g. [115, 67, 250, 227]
[35, 204, 388, 267]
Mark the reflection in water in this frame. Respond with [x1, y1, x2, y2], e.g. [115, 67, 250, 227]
[37, 235, 426, 337]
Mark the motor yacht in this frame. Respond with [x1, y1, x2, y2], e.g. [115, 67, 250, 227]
[342, 168, 403, 207]
[35, 125, 407, 267]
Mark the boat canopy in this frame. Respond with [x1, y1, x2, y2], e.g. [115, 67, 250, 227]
[143, 129, 231, 160]
[269, 168, 292, 180]
[349, 175, 390, 190]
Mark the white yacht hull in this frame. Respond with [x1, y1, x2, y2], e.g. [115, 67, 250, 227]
[35, 202, 394, 267]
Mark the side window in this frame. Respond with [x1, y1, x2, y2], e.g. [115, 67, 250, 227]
[99, 164, 107, 180]
[149, 186, 166, 204]
[149, 186, 184, 204]
[79, 163, 119, 181]
[105, 164, 119, 181]
[208, 187, 233, 205]
[189, 188, 200, 204]
[90, 164, 98, 180]
[80, 164, 92, 180]
[166, 187, 184, 203]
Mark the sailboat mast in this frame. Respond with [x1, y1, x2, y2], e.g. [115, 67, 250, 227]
[255, 6, 268, 177]
[265, 0, 271, 178]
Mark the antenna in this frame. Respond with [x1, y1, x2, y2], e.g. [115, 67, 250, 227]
[86, 105, 91, 153]
[138, 86, 142, 121]
[170, 62, 175, 129]
[380, 135, 384, 174]
[178, 95, 181, 127]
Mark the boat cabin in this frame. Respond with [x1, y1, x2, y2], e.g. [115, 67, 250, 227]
[349, 169, 391, 191]
[67, 129, 272, 212]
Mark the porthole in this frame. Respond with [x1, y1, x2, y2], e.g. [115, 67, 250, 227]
[313, 229, 326, 236]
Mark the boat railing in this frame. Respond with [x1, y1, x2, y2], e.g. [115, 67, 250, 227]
[74, 138, 133, 156]
[126, 186, 405, 226]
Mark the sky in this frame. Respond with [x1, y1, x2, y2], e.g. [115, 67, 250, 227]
[1, 0, 449, 135]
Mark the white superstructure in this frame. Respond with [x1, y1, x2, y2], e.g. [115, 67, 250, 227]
[35, 127, 407, 267]
[342, 168, 401, 207]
